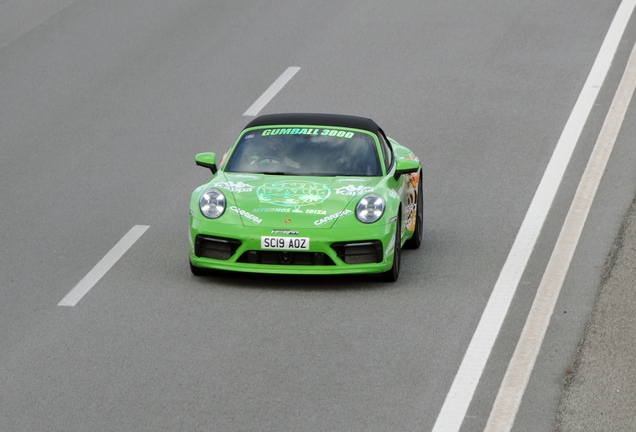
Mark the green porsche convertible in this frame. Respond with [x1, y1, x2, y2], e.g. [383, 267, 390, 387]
[189, 113, 422, 281]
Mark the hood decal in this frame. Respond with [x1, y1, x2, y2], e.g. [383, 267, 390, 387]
[256, 181, 331, 212]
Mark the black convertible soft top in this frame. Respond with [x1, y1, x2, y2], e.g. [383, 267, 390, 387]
[243, 113, 381, 135]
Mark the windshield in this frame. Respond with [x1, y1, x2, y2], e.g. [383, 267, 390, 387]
[224, 127, 381, 176]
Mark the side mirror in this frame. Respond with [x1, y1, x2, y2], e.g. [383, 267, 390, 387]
[393, 157, 419, 180]
[195, 152, 217, 174]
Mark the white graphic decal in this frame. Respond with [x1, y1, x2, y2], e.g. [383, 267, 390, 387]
[334, 185, 374, 196]
[229, 206, 262, 224]
[385, 230, 396, 259]
[253, 208, 291, 213]
[271, 229, 299, 235]
[216, 181, 254, 193]
[314, 209, 353, 226]
[227, 174, 259, 180]
[253, 208, 326, 215]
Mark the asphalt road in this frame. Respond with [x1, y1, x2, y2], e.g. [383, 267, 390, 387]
[1, 1, 635, 431]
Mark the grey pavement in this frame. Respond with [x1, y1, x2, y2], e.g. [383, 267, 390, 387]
[1, 1, 635, 431]
[557, 196, 636, 431]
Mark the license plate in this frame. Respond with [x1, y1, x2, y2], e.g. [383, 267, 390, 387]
[261, 236, 310, 250]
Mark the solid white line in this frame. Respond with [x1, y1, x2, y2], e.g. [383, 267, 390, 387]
[243, 67, 301, 116]
[0, 0, 77, 50]
[484, 39, 636, 432]
[58, 225, 149, 307]
[431, 1, 636, 431]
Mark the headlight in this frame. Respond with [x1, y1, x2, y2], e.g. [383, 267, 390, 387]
[199, 188, 226, 219]
[356, 193, 385, 223]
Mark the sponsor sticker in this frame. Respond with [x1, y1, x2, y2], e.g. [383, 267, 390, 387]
[334, 185, 374, 196]
[229, 206, 262, 224]
[220, 150, 230, 168]
[260, 128, 355, 139]
[227, 174, 259, 180]
[385, 233, 396, 259]
[404, 202, 417, 231]
[271, 229, 299, 235]
[216, 181, 254, 193]
[251, 208, 326, 214]
[314, 209, 353, 226]
[253, 208, 291, 213]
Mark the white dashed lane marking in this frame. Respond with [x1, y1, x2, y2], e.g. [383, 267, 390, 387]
[243, 67, 301, 116]
[0, 0, 77, 50]
[58, 225, 149, 307]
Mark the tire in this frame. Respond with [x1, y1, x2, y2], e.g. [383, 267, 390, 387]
[382, 212, 401, 282]
[404, 173, 423, 249]
[190, 259, 217, 276]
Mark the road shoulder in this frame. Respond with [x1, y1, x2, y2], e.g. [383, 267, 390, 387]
[557, 196, 636, 430]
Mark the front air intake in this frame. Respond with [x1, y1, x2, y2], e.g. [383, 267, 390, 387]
[195, 235, 242, 260]
[330, 241, 383, 264]
[236, 251, 335, 266]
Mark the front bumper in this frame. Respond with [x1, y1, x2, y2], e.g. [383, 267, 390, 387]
[189, 216, 396, 275]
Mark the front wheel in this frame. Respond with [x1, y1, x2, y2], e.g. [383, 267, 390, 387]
[382, 213, 401, 282]
[190, 259, 217, 276]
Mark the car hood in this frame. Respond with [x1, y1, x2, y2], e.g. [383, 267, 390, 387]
[213, 173, 380, 229]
